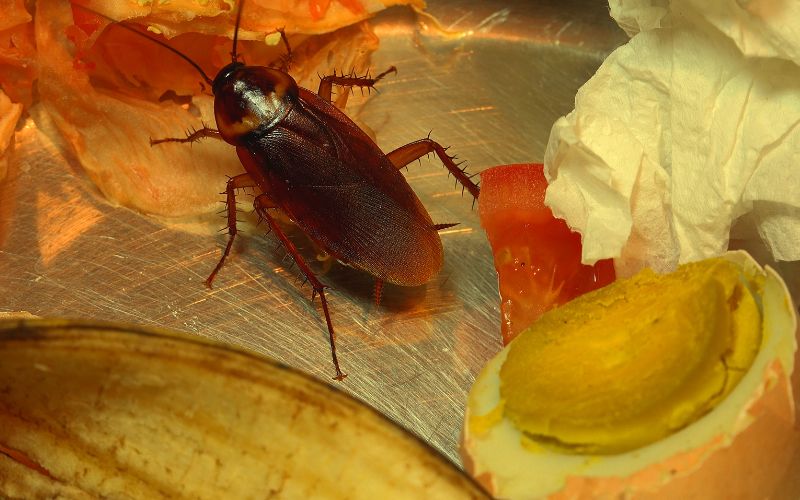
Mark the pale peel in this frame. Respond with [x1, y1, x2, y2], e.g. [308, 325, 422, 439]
[0, 89, 22, 183]
[0, 0, 36, 107]
[36, 1, 382, 223]
[79, 0, 425, 37]
[0, 319, 487, 499]
[0, 0, 31, 32]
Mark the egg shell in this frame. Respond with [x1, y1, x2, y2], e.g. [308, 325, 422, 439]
[461, 251, 798, 499]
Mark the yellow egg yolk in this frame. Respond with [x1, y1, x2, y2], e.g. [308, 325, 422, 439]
[499, 258, 763, 454]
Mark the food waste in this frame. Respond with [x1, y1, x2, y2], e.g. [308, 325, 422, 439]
[462, 251, 797, 499]
[478, 164, 615, 344]
[0, 0, 424, 221]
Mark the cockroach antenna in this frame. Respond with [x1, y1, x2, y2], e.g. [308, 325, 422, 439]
[231, 0, 245, 63]
[71, 2, 214, 86]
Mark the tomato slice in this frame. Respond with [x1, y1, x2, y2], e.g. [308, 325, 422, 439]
[479, 164, 616, 344]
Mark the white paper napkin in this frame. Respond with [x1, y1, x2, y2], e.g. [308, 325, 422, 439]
[544, 0, 800, 277]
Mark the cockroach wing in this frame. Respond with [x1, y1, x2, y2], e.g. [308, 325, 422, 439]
[240, 89, 443, 287]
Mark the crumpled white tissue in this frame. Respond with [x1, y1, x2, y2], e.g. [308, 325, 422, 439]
[544, 0, 800, 277]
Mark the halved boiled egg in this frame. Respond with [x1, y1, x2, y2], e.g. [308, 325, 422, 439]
[462, 251, 798, 499]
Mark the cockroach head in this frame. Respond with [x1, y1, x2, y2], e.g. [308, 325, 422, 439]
[213, 63, 299, 146]
[212, 62, 246, 95]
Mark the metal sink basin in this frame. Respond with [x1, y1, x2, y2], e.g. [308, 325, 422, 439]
[0, 0, 626, 465]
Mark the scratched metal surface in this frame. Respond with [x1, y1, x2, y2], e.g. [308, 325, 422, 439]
[0, 1, 626, 465]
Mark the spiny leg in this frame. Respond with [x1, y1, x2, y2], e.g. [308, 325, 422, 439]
[150, 126, 222, 146]
[374, 279, 383, 307]
[317, 66, 397, 106]
[205, 173, 258, 288]
[267, 28, 293, 72]
[254, 195, 346, 381]
[386, 138, 480, 200]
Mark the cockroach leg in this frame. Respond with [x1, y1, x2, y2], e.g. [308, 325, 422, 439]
[374, 279, 383, 307]
[205, 173, 259, 289]
[266, 28, 293, 72]
[254, 196, 346, 381]
[386, 138, 480, 199]
[276, 28, 293, 72]
[317, 66, 397, 105]
[150, 126, 222, 146]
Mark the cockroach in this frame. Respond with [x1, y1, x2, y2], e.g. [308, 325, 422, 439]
[84, 1, 480, 380]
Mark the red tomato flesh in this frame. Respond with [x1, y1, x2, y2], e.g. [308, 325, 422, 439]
[479, 164, 616, 344]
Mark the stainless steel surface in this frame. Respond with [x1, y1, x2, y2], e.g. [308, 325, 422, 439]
[0, 1, 626, 464]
